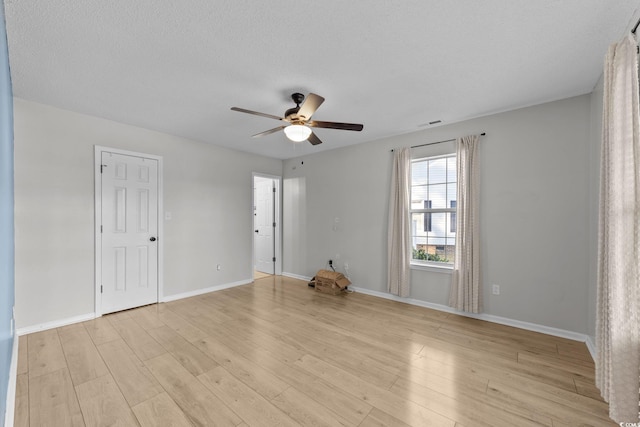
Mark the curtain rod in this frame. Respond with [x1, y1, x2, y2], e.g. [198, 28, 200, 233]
[391, 132, 486, 152]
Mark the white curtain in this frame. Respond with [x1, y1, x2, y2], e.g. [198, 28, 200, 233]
[449, 135, 481, 313]
[387, 147, 411, 297]
[596, 34, 640, 423]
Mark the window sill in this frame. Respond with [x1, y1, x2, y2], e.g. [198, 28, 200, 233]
[410, 263, 454, 274]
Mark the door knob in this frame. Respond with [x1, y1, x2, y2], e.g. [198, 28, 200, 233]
[255, 230, 259, 233]
[149, 237, 157, 242]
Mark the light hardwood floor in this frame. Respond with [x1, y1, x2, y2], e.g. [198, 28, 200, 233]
[14, 276, 614, 426]
[253, 271, 273, 280]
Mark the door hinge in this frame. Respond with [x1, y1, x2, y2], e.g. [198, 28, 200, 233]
[100, 164, 107, 173]
[273, 187, 276, 193]
[272, 257, 276, 262]
[272, 222, 276, 227]
[100, 285, 103, 293]
[100, 225, 103, 233]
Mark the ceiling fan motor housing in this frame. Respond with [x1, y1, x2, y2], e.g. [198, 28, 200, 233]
[284, 93, 305, 119]
[284, 107, 300, 119]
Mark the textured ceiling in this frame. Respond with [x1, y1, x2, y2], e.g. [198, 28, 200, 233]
[5, 1, 640, 159]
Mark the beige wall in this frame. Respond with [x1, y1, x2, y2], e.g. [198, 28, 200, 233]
[13, 98, 282, 329]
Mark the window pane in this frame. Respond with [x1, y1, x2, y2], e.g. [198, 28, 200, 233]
[428, 212, 453, 263]
[428, 158, 447, 184]
[450, 200, 457, 233]
[412, 161, 427, 185]
[445, 242, 456, 263]
[423, 201, 431, 231]
[447, 156, 456, 183]
[429, 184, 447, 209]
[411, 212, 427, 239]
[428, 212, 446, 238]
[411, 185, 427, 209]
[428, 236, 446, 246]
[447, 183, 456, 205]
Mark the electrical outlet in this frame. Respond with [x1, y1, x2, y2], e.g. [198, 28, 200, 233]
[492, 284, 500, 295]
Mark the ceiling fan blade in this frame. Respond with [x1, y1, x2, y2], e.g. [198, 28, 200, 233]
[308, 120, 364, 131]
[307, 131, 323, 145]
[231, 107, 285, 121]
[297, 93, 325, 121]
[252, 126, 286, 138]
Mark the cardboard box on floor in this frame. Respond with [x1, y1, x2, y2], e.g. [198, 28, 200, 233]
[314, 269, 351, 295]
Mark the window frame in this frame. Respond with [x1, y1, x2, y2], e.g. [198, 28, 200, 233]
[410, 153, 457, 270]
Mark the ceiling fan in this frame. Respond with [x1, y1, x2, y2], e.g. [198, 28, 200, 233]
[231, 92, 363, 145]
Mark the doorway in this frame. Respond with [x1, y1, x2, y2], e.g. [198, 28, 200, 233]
[253, 173, 281, 279]
[95, 146, 163, 315]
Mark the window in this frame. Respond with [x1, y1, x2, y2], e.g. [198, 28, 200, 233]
[410, 154, 456, 266]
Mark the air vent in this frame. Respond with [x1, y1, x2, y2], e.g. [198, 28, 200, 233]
[418, 120, 442, 128]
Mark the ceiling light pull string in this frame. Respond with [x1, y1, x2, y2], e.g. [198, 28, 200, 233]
[390, 132, 486, 152]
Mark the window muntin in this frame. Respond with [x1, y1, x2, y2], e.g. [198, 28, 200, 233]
[410, 154, 456, 266]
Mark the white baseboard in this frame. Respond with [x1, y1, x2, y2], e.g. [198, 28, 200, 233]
[13, 278, 596, 362]
[4, 335, 18, 427]
[284, 275, 588, 342]
[585, 335, 596, 361]
[350, 286, 590, 344]
[16, 312, 96, 336]
[15, 280, 254, 336]
[161, 279, 253, 303]
[281, 272, 313, 282]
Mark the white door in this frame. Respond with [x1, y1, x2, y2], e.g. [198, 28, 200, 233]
[254, 177, 275, 274]
[100, 152, 159, 314]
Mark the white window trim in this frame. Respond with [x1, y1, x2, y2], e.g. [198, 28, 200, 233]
[410, 261, 453, 273]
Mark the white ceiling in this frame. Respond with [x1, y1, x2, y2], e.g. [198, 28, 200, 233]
[5, 1, 640, 159]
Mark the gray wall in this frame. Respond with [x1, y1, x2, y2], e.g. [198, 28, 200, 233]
[13, 93, 597, 337]
[283, 94, 593, 334]
[13, 98, 282, 329]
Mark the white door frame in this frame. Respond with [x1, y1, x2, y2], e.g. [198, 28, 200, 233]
[252, 172, 282, 277]
[94, 146, 164, 316]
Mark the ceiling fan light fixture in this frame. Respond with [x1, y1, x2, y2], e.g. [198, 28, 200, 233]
[284, 124, 312, 142]
[231, 92, 363, 146]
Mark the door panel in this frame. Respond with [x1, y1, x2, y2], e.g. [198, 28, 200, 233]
[254, 178, 274, 274]
[101, 152, 158, 314]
